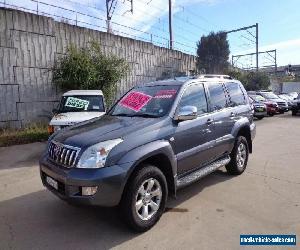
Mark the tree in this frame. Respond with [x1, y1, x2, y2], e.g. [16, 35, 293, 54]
[196, 31, 230, 74]
[243, 71, 271, 90]
[227, 69, 270, 91]
[52, 42, 129, 106]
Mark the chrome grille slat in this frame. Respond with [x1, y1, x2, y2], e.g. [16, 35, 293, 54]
[60, 148, 66, 164]
[47, 141, 80, 168]
[69, 151, 75, 166]
[64, 150, 71, 165]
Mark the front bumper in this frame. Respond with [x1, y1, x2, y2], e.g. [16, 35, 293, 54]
[40, 156, 132, 207]
[277, 105, 289, 112]
[266, 106, 278, 114]
[254, 110, 267, 117]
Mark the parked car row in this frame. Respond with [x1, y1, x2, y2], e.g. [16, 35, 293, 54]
[247, 90, 299, 120]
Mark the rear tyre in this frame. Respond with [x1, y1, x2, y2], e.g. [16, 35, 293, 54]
[279, 110, 284, 114]
[226, 136, 249, 175]
[292, 110, 297, 116]
[257, 116, 264, 120]
[268, 112, 274, 117]
[120, 165, 168, 232]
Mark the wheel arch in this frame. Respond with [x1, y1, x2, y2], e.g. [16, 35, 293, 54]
[118, 140, 177, 200]
[231, 118, 252, 153]
[236, 125, 252, 153]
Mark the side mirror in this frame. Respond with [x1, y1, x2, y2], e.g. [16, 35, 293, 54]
[176, 106, 197, 121]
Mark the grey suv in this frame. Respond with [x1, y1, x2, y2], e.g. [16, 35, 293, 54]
[40, 76, 256, 232]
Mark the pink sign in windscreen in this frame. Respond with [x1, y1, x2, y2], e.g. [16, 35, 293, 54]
[119, 91, 152, 112]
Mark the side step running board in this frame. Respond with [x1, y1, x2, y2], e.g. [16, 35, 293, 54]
[176, 156, 231, 189]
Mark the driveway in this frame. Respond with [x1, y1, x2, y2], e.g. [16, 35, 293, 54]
[0, 113, 299, 250]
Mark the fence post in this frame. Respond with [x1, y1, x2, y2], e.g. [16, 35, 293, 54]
[36, 1, 39, 14]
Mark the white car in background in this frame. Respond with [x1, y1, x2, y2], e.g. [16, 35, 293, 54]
[48, 90, 106, 134]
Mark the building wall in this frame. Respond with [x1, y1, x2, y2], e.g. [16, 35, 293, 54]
[0, 8, 196, 128]
[282, 82, 300, 94]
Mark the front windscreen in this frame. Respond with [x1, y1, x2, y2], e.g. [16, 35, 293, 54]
[262, 92, 278, 99]
[109, 85, 180, 118]
[250, 95, 265, 102]
[59, 95, 105, 112]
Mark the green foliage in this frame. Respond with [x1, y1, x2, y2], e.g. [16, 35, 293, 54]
[196, 31, 230, 74]
[52, 42, 129, 106]
[0, 123, 48, 147]
[227, 69, 271, 90]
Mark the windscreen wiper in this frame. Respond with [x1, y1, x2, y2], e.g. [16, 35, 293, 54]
[111, 113, 159, 118]
[133, 113, 160, 118]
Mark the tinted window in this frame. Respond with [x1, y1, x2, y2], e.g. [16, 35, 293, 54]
[178, 84, 208, 115]
[225, 82, 246, 106]
[207, 83, 227, 111]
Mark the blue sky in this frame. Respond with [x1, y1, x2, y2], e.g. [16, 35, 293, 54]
[3, 0, 300, 67]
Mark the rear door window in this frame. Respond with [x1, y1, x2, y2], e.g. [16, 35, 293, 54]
[225, 82, 246, 106]
[207, 83, 227, 111]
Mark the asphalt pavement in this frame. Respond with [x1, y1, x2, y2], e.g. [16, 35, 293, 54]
[0, 113, 299, 250]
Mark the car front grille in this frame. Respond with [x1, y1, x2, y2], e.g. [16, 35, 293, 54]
[48, 141, 80, 168]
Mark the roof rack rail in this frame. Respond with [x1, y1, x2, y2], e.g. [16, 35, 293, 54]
[196, 74, 233, 80]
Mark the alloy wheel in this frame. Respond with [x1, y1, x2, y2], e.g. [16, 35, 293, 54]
[135, 178, 162, 221]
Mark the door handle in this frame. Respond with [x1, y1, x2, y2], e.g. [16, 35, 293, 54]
[206, 118, 213, 125]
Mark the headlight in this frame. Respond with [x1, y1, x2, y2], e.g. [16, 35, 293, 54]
[48, 125, 61, 134]
[54, 126, 61, 132]
[77, 139, 123, 169]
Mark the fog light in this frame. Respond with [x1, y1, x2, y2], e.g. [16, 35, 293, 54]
[47, 125, 54, 134]
[82, 186, 98, 196]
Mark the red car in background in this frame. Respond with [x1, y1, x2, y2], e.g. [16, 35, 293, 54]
[248, 94, 279, 116]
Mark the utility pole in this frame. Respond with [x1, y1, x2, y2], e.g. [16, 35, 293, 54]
[255, 23, 258, 71]
[106, 0, 113, 33]
[106, 0, 133, 33]
[275, 49, 277, 75]
[168, 0, 173, 49]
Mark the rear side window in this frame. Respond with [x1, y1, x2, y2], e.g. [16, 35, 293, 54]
[225, 82, 246, 106]
[178, 84, 208, 115]
[207, 83, 227, 111]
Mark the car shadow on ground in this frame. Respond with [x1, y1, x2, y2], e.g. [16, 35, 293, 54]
[0, 168, 235, 249]
[166, 168, 235, 210]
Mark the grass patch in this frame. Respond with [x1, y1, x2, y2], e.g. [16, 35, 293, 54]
[0, 124, 49, 147]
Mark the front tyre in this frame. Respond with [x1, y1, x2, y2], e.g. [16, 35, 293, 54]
[120, 165, 168, 232]
[226, 136, 249, 175]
